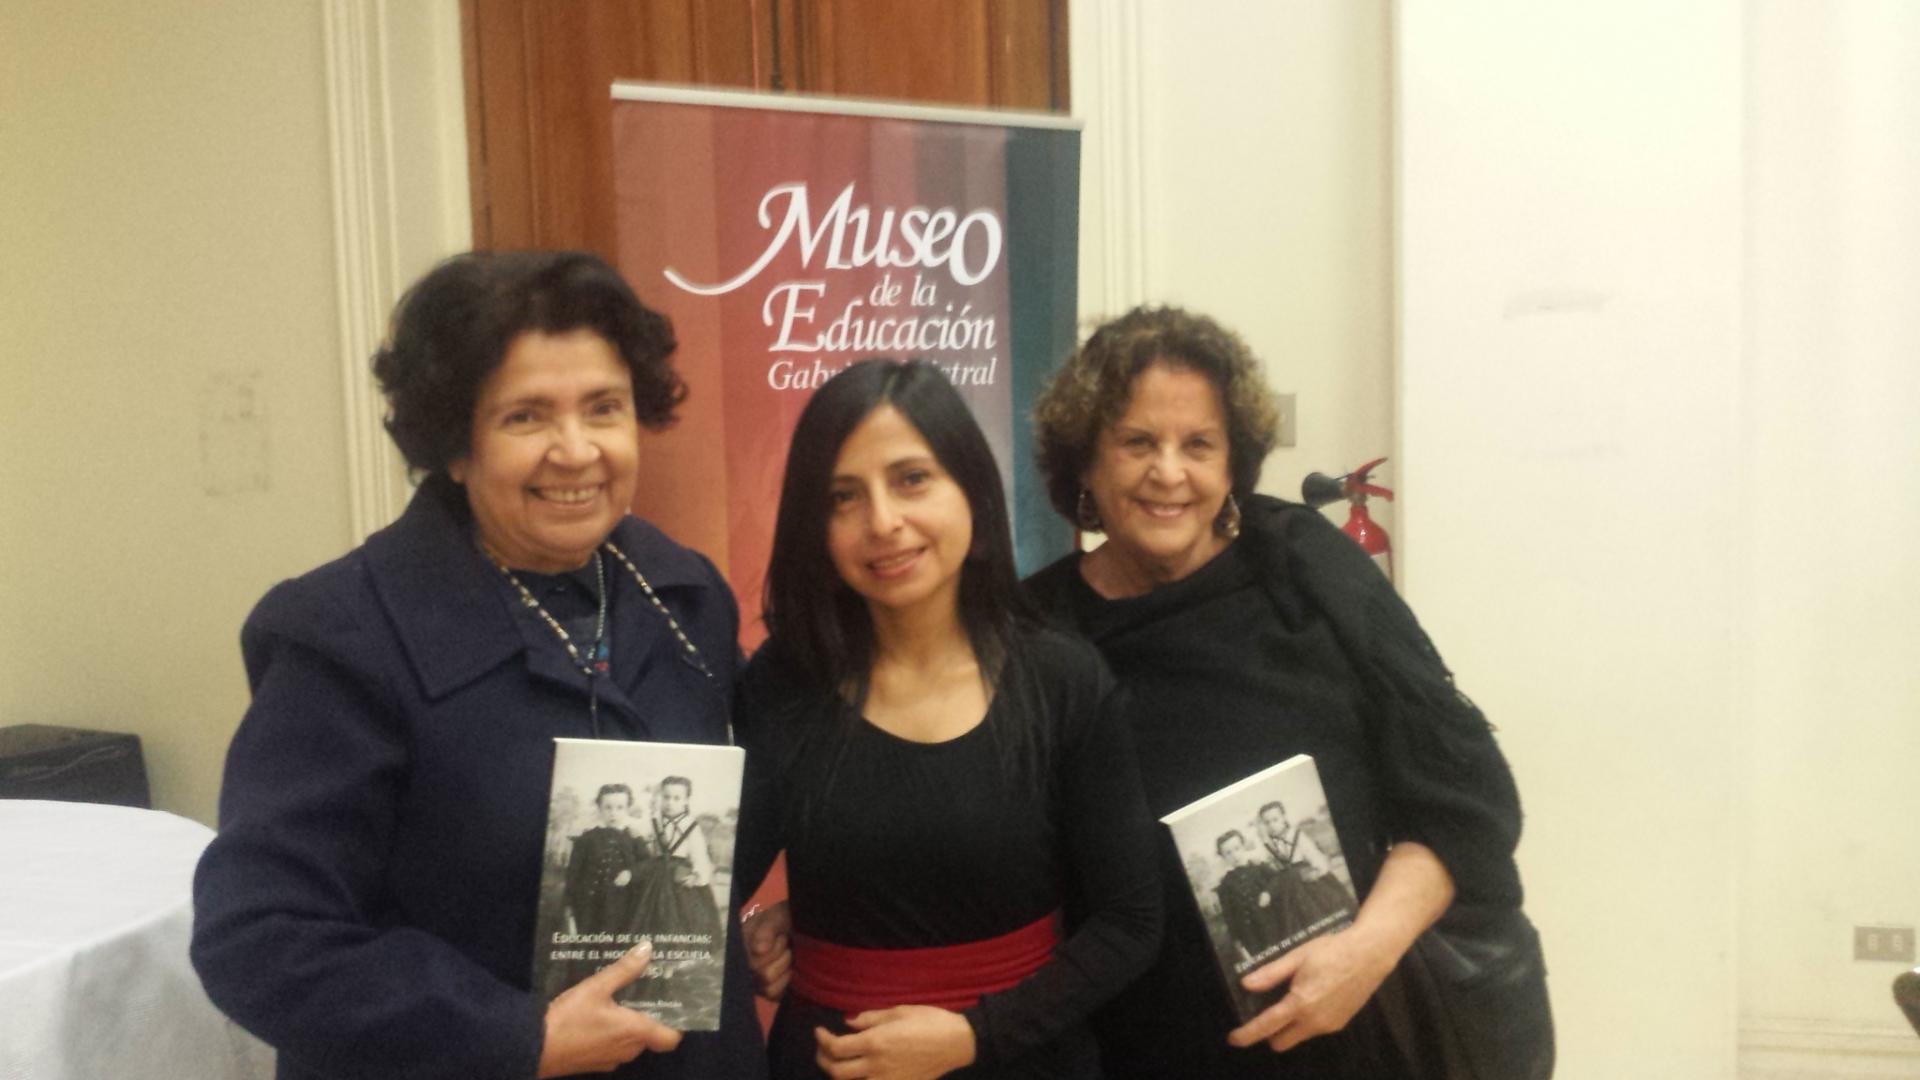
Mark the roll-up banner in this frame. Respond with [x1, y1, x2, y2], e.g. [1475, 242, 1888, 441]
[610, 84, 1081, 647]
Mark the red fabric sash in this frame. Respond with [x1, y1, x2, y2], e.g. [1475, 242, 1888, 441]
[790, 910, 1061, 1015]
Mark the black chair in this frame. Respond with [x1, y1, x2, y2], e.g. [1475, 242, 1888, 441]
[0, 724, 151, 808]
[1897, 966, 1920, 1037]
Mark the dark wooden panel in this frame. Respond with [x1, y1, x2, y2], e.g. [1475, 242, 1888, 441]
[460, 0, 491, 243]
[791, 0, 992, 105]
[988, 0, 1068, 111]
[464, 0, 1065, 251]
[466, 0, 537, 250]
[784, 0, 1063, 109]
[465, 0, 766, 253]
[694, 0, 775, 87]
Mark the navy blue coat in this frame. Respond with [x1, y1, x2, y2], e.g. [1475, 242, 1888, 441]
[191, 479, 766, 1080]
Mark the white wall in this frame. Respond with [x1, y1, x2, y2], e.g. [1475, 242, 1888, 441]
[1073, 0, 1396, 507]
[1398, 4, 1746, 1076]
[0, 0, 349, 824]
[1741, 3, 1920, 1074]
[1400, 2, 1920, 1078]
[0, 0, 468, 824]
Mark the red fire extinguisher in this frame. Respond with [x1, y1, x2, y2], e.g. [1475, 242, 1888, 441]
[1301, 457, 1394, 580]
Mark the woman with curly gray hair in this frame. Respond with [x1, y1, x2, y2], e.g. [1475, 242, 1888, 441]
[1023, 306, 1542, 1080]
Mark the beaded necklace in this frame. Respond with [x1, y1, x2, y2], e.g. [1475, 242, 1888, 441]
[484, 547, 611, 730]
[602, 541, 712, 682]
[481, 537, 714, 735]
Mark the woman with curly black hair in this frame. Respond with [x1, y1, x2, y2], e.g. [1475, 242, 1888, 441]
[191, 251, 765, 1080]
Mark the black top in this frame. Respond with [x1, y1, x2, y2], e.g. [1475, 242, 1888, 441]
[1027, 541, 1393, 891]
[733, 624, 1162, 1077]
[1024, 501, 1523, 1080]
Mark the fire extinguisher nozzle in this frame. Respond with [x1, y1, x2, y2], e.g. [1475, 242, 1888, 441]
[1301, 472, 1345, 509]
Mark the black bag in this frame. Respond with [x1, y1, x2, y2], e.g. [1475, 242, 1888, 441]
[1402, 903, 1555, 1080]
[1251, 499, 1556, 1079]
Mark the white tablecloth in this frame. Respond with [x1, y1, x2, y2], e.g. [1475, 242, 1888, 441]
[0, 799, 274, 1080]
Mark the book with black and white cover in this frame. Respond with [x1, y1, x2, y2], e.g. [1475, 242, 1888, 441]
[1160, 753, 1359, 1022]
[532, 737, 745, 1031]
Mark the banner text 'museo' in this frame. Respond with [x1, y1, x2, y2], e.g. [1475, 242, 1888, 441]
[663, 183, 1002, 296]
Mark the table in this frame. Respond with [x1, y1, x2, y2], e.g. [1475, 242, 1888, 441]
[0, 799, 274, 1080]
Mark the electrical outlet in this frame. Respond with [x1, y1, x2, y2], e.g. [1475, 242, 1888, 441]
[1854, 925, 1916, 963]
[1275, 393, 1297, 448]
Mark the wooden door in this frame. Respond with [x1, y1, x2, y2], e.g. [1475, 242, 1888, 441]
[463, 0, 1068, 255]
[777, 0, 1067, 111]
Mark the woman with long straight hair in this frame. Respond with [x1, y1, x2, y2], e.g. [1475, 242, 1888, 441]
[733, 359, 1161, 1080]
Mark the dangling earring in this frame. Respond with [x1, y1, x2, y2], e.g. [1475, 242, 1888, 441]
[1215, 493, 1243, 539]
[1076, 489, 1104, 532]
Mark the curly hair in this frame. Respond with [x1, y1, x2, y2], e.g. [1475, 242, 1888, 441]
[1032, 305, 1280, 521]
[372, 250, 685, 475]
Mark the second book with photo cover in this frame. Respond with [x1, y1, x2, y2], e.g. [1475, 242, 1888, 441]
[1160, 753, 1359, 1022]
[531, 737, 745, 1032]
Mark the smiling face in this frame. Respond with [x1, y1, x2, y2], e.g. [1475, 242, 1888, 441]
[824, 404, 974, 622]
[450, 329, 638, 573]
[1082, 362, 1233, 587]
